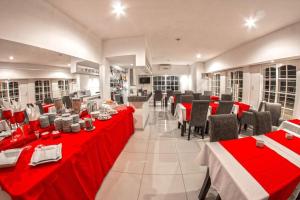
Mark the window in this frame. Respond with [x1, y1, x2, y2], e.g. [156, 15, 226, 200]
[58, 80, 70, 95]
[153, 76, 179, 92]
[211, 74, 220, 96]
[263, 64, 296, 119]
[0, 81, 19, 101]
[35, 80, 51, 102]
[226, 70, 243, 101]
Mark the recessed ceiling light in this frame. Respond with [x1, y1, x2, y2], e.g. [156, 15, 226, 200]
[9, 56, 14, 60]
[270, 60, 275, 63]
[196, 54, 202, 59]
[244, 16, 257, 30]
[112, 1, 126, 17]
[130, 64, 133, 66]
[67, 63, 71, 66]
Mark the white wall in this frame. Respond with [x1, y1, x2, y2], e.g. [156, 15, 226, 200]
[0, 0, 102, 63]
[205, 22, 300, 73]
[102, 36, 146, 66]
[0, 63, 74, 80]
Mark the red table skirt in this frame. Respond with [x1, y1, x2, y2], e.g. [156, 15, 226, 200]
[42, 104, 54, 113]
[0, 106, 134, 200]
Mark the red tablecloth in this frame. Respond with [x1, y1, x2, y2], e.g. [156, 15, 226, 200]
[0, 125, 55, 151]
[266, 130, 300, 155]
[42, 104, 54, 113]
[181, 103, 192, 121]
[210, 96, 219, 101]
[288, 119, 300, 126]
[234, 102, 251, 118]
[210, 102, 218, 115]
[220, 137, 300, 200]
[0, 106, 134, 200]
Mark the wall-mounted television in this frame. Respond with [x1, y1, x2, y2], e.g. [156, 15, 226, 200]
[139, 77, 151, 84]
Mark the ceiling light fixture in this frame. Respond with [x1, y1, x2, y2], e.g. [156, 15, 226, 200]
[244, 16, 257, 30]
[9, 56, 14, 60]
[112, 1, 126, 17]
[196, 54, 202, 59]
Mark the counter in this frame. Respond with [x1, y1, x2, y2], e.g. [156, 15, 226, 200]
[127, 93, 152, 130]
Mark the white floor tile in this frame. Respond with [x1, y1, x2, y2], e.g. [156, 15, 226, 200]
[178, 153, 207, 174]
[147, 140, 177, 153]
[96, 172, 142, 200]
[176, 140, 201, 153]
[144, 153, 181, 175]
[138, 174, 187, 200]
[124, 138, 149, 153]
[112, 152, 146, 174]
[183, 173, 207, 200]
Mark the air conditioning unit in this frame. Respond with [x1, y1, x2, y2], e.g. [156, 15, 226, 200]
[159, 64, 171, 70]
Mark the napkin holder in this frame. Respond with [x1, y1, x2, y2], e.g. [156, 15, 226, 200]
[256, 140, 265, 148]
[285, 133, 294, 140]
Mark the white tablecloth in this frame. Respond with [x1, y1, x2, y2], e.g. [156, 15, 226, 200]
[197, 134, 300, 200]
[279, 121, 300, 135]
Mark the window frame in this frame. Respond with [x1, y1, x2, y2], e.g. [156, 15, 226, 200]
[226, 70, 243, 102]
[211, 73, 220, 96]
[0, 80, 20, 102]
[262, 64, 297, 119]
[153, 75, 180, 92]
[35, 80, 52, 102]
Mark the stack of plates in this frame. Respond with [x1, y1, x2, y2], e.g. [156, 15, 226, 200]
[71, 123, 80, 133]
[46, 113, 56, 125]
[62, 113, 71, 118]
[30, 144, 62, 166]
[98, 114, 112, 121]
[54, 118, 62, 131]
[107, 109, 118, 115]
[71, 114, 79, 123]
[39, 115, 50, 128]
[62, 117, 72, 132]
[91, 111, 100, 119]
[0, 148, 23, 168]
[79, 120, 85, 129]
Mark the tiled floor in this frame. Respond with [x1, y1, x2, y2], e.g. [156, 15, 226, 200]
[96, 105, 217, 200]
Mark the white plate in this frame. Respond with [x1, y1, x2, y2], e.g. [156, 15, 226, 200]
[29, 144, 62, 166]
[0, 148, 23, 168]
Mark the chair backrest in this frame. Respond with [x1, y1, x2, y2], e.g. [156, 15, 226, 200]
[190, 100, 210, 127]
[154, 90, 163, 101]
[180, 95, 193, 103]
[166, 90, 174, 99]
[193, 93, 202, 100]
[209, 114, 238, 142]
[35, 102, 44, 115]
[62, 96, 72, 109]
[184, 90, 193, 95]
[204, 91, 213, 96]
[221, 94, 233, 101]
[216, 101, 234, 114]
[174, 93, 182, 105]
[265, 102, 282, 126]
[258, 101, 266, 112]
[253, 111, 272, 135]
[44, 97, 53, 104]
[199, 95, 210, 101]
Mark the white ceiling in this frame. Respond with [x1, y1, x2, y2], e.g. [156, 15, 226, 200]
[106, 55, 136, 67]
[46, 0, 300, 65]
[0, 39, 72, 67]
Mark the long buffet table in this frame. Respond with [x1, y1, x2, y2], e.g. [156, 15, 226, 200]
[0, 106, 134, 200]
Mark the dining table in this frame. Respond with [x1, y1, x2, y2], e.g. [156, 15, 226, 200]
[42, 103, 55, 113]
[197, 129, 300, 200]
[279, 119, 300, 135]
[0, 105, 135, 200]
